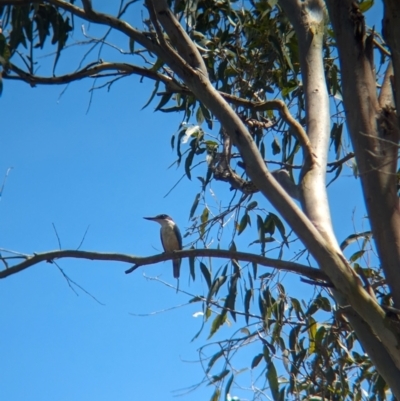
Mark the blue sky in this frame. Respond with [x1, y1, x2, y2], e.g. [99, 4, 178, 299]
[0, 2, 382, 401]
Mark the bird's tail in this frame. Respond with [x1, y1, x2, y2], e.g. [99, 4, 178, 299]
[173, 259, 181, 279]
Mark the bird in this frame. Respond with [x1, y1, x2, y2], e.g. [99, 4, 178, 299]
[143, 214, 182, 279]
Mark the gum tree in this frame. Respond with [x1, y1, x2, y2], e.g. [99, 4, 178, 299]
[1, 1, 400, 399]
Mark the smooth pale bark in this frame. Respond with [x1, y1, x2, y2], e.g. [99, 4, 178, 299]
[326, 0, 400, 310]
[279, 0, 340, 251]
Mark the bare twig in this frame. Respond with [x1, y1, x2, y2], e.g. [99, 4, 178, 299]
[0, 167, 13, 200]
[76, 225, 90, 250]
[54, 260, 105, 305]
[52, 223, 62, 250]
[144, 274, 263, 320]
[327, 152, 355, 172]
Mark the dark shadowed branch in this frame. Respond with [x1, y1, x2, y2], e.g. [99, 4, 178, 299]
[0, 248, 328, 282]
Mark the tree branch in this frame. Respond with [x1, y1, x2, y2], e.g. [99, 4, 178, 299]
[220, 93, 315, 165]
[378, 61, 395, 108]
[4, 61, 184, 90]
[383, 0, 400, 115]
[326, 0, 400, 309]
[280, 0, 339, 250]
[0, 248, 328, 282]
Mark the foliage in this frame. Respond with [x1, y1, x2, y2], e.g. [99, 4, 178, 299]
[1, 1, 399, 400]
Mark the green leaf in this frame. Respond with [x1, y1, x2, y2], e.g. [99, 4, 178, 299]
[129, 37, 135, 53]
[246, 200, 258, 211]
[189, 246, 196, 281]
[308, 317, 317, 354]
[189, 193, 201, 219]
[225, 274, 238, 322]
[0, 33, 11, 64]
[210, 369, 230, 384]
[206, 349, 225, 373]
[209, 388, 220, 401]
[184, 149, 195, 180]
[330, 122, 343, 157]
[349, 250, 365, 263]
[269, 213, 286, 240]
[141, 81, 160, 110]
[257, 214, 266, 254]
[196, 105, 204, 125]
[150, 57, 164, 72]
[263, 344, 271, 363]
[264, 214, 275, 235]
[252, 262, 257, 280]
[340, 231, 372, 250]
[155, 92, 173, 111]
[200, 103, 213, 130]
[237, 213, 248, 235]
[359, 0, 374, 13]
[289, 326, 300, 354]
[318, 296, 331, 312]
[272, 137, 281, 155]
[208, 313, 227, 338]
[244, 288, 253, 325]
[251, 353, 263, 369]
[51, 13, 72, 74]
[189, 296, 202, 303]
[266, 361, 279, 401]
[207, 275, 228, 305]
[200, 262, 212, 288]
[224, 374, 234, 401]
[315, 326, 326, 346]
[290, 298, 305, 320]
[200, 207, 209, 238]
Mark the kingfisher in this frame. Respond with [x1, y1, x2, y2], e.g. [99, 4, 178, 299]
[143, 214, 182, 279]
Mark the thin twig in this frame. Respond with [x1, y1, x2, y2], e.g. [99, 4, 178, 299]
[76, 225, 90, 250]
[52, 223, 62, 250]
[54, 260, 105, 305]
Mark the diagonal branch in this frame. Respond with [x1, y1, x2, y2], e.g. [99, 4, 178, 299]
[0, 248, 328, 282]
[147, 0, 400, 377]
[327, 0, 400, 308]
[220, 93, 315, 165]
[4, 61, 184, 90]
[279, 0, 338, 249]
[383, 0, 400, 115]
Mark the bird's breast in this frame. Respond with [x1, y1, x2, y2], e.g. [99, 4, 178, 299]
[160, 224, 180, 251]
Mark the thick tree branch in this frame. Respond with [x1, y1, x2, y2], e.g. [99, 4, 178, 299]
[339, 305, 400, 398]
[221, 93, 314, 165]
[0, 248, 328, 282]
[279, 0, 339, 249]
[378, 62, 395, 108]
[146, 0, 208, 75]
[326, 0, 400, 309]
[4, 61, 183, 90]
[383, 0, 400, 116]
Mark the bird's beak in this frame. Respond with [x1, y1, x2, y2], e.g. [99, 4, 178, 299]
[143, 216, 157, 221]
